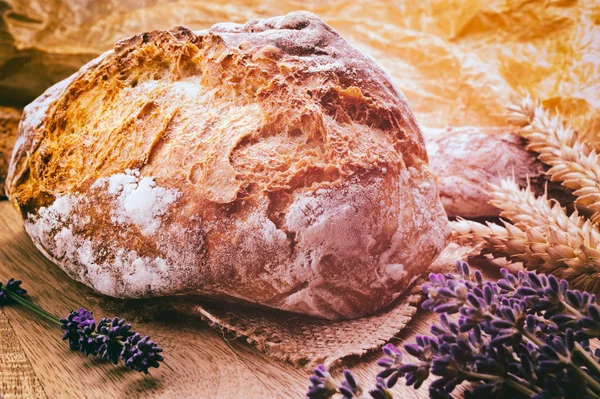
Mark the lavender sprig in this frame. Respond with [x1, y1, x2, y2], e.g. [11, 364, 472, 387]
[307, 262, 600, 399]
[0, 278, 27, 304]
[0, 277, 163, 374]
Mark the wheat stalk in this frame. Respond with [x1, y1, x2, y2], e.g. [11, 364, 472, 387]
[488, 179, 589, 238]
[507, 95, 600, 222]
[451, 179, 600, 292]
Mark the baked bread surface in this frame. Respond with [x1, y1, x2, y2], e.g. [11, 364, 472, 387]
[0, 107, 21, 198]
[7, 12, 449, 320]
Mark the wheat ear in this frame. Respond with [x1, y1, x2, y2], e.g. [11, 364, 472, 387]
[451, 179, 600, 292]
[507, 95, 600, 222]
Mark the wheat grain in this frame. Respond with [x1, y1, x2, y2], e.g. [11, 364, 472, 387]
[507, 95, 600, 222]
[488, 179, 588, 237]
[451, 179, 600, 292]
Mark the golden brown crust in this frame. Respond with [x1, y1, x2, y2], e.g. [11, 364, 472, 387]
[7, 12, 449, 320]
[0, 106, 21, 198]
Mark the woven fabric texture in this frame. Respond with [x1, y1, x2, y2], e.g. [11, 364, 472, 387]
[170, 242, 478, 369]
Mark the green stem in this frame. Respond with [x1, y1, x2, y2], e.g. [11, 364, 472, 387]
[572, 360, 600, 395]
[523, 329, 600, 394]
[461, 370, 540, 397]
[522, 329, 544, 348]
[561, 300, 582, 317]
[575, 343, 600, 377]
[5, 290, 61, 326]
[4, 292, 128, 349]
[503, 377, 540, 397]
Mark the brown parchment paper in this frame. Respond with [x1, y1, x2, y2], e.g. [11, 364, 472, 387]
[1, 0, 599, 143]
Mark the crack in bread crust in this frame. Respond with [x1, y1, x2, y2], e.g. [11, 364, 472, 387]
[7, 12, 449, 320]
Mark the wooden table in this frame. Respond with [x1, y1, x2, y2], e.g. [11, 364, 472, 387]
[0, 199, 456, 398]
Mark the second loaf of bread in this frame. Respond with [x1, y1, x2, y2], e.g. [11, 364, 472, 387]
[7, 12, 449, 320]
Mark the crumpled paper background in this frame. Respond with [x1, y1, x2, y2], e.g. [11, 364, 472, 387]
[1, 0, 599, 142]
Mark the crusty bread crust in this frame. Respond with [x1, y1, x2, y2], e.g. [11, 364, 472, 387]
[0, 106, 21, 198]
[7, 12, 449, 320]
[423, 126, 566, 218]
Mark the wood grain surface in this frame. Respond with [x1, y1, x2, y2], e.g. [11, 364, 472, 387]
[0, 199, 474, 398]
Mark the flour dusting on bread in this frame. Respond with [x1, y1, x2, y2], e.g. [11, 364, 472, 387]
[8, 12, 449, 320]
[91, 169, 180, 235]
[24, 176, 185, 298]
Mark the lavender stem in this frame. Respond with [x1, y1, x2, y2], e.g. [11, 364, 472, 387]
[4, 288, 61, 326]
[576, 343, 600, 377]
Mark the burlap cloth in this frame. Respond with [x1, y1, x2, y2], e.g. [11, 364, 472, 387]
[164, 242, 478, 369]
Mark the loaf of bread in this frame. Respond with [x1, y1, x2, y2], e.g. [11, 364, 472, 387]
[7, 12, 449, 320]
[423, 126, 571, 218]
[0, 107, 21, 198]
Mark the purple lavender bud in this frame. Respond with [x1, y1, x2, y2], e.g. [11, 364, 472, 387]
[466, 293, 482, 308]
[558, 279, 568, 294]
[422, 298, 436, 309]
[469, 325, 482, 346]
[455, 261, 465, 275]
[548, 275, 559, 292]
[377, 358, 394, 368]
[528, 272, 543, 288]
[386, 371, 400, 389]
[404, 344, 422, 358]
[382, 343, 401, 357]
[497, 280, 514, 292]
[474, 270, 483, 286]
[59, 308, 95, 351]
[566, 290, 582, 308]
[483, 285, 494, 305]
[517, 286, 537, 296]
[0, 278, 27, 304]
[525, 314, 536, 333]
[399, 363, 420, 373]
[551, 337, 568, 357]
[343, 370, 357, 390]
[500, 306, 516, 323]
[431, 324, 445, 336]
[429, 385, 452, 399]
[565, 329, 574, 351]
[458, 317, 477, 333]
[376, 368, 395, 379]
[313, 364, 329, 378]
[6, 278, 27, 296]
[438, 287, 458, 298]
[435, 302, 461, 314]
[306, 364, 337, 399]
[120, 334, 163, 374]
[491, 319, 515, 330]
[369, 378, 393, 399]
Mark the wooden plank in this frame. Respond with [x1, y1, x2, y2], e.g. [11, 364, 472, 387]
[0, 200, 440, 398]
[0, 308, 46, 399]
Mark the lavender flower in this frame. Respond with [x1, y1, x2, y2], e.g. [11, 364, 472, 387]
[60, 308, 163, 373]
[0, 278, 27, 304]
[368, 378, 393, 399]
[60, 308, 96, 351]
[1, 277, 163, 374]
[96, 317, 134, 363]
[307, 364, 338, 399]
[377, 344, 404, 387]
[121, 333, 164, 374]
[307, 262, 600, 399]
